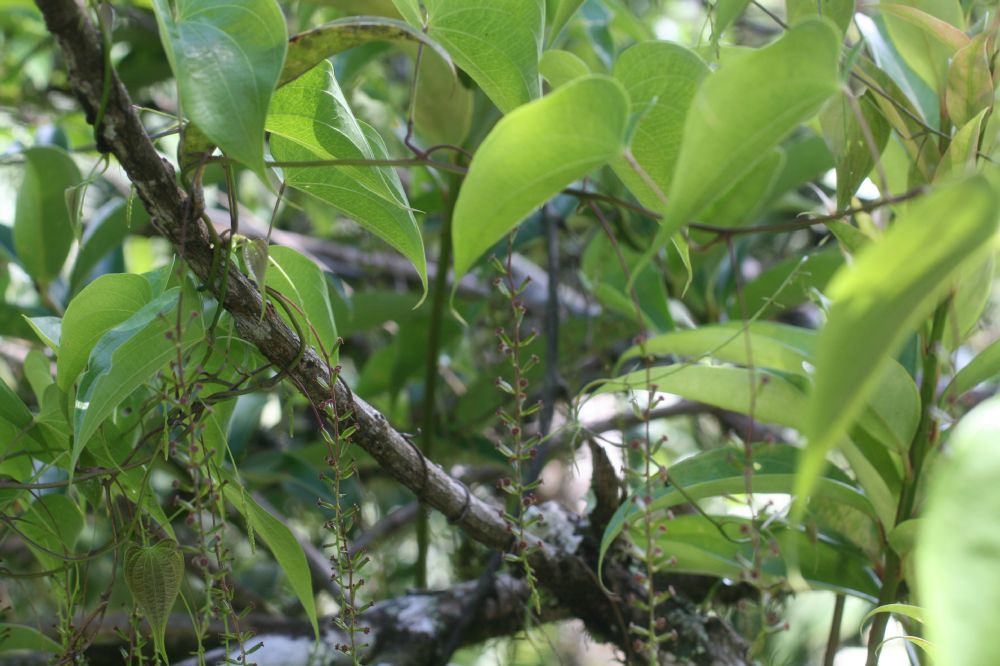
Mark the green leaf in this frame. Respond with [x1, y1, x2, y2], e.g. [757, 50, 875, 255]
[19, 493, 83, 572]
[58, 273, 152, 391]
[881, 3, 968, 93]
[801, 176, 999, 511]
[627, 514, 879, 600]
[152, 0, 287, 177]
[73, 286, 206, 472]
[945, 34, 992, 129]
[222, 483, 319, 638]
[618, 322, 814, 375]
[820, 91, 891, 209]
[538, 49, 589, 89]
[918, 398, 1000, 666]
[659, 19, 839, 237]
[124, 540, 184, 660]
[598, 364, 807, 429]
[411, 0, 545, 112]
[610, 41, 708, 211]
[944, 336, 1000, 400]
[712, 0, 752, 42]
[70, 199, 150, 294]
[0, 624, 62, 654]
[690, 148, 785, 236]
[863, 602, 926, 625]
[452, 75, 628, 281]
[267, 61, 427, 294]
[281, 16, 452, 87]
[734, 249, 843, 319]
[13, 146, 81, 286]
[546, 0, 585, 40]
[787, 0, 854, 34]
[599, 443, 876, 582]
[266, 246, 338, 359]
[413, 45, 473, 146]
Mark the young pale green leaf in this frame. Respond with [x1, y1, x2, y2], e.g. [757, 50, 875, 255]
[598, 444, 877, 583]
[712, 0, 752, 42]
[266, 246, 338, 359]
[918, 398, 1000, 666]
[13, 146, 81, 286]
[659, 18, 840, 237]
[611, 41, 708, 210]
[945, 35, 992, 129]
[880, 4, 968, 93]
[944, 336, 1000, 400]
[820, 91, 891, 209]
[0, 624, 63, 654]
[222, 483, 319, 638]
[414, 0, 544, 112]
[124, 540, 183, 660]
[452, 75, 628, 281]
[800, 176, 999, 511]
[152, 0, 286, 177]
[863, 602, 926, 625]
[280, 16, 452, 87]
[73, 287, 206, 471]
[58, 273, 152, 391]
[268, 61, 427, 294]
[598, 364, 807, 429]
[538, 49, 589, 89]
[546, 0, 585, 41]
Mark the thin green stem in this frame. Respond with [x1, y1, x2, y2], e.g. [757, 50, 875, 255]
[865, 299, 949, 666]
[415, 172, 459, 589]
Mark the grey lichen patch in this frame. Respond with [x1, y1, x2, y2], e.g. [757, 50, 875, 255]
[395, 594, 439, 636]
[524, 501, 582, 553]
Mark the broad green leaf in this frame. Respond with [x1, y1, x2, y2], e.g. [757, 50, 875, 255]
[820, 91, 890, 209]
[690, 148, 784, 235]
[452, 75, 628, 281]
[70, 199, 150, 294]
[281, 16, 452, 87]
[58, 274, 152, 391]
[734, 249, 843, 319]
[266, 246, 338, 359]
[0, 624, 62, 654]
[611, 41, 708, 211]
[124, 540, 183, 660]
[598, 364, 807, 429]
[881, 4, 968, 93]
[945, 35, 992, 129]
[618, 322, 814, 375]
[938, 109, 987, 177]
[918, 398, 1000, 666]
[787, 0, 854, 34]
[944, 336, 1000, 400]
[152, 0, 287, 177]
[657, 19, 839, 245]
[942, 253, 994, 351]
[539, 49, 589, 89]
[19, 494, 83, 572]
[599, 444, 876, 581]
[222, 482, 319, 637]
[626, 514, 879, 600]
[801, 177, 999, 512]
[74, 287, 206, 471]
[712, 0, 752, 42]
[410, 0, 545, 112]
[268, 61, 427, 294]
[13, 146, 81, 286]
[25, 317, 61, 352]
[546, 0, 585, 40]
[413, 45, 473, 146]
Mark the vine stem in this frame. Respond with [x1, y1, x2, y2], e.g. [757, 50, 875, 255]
[415, 171, 459, 589]
[864, 298, 950, 666]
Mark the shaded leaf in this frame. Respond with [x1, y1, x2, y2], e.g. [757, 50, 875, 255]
[266, 246, 338, 359]
[538, 49, 589, 89]
[152, 0, 287, 176]
[124, 540, 184, 660]
[0, 624, 62, 654]
[820, 90, 890, 209]
[945, 34, 992, 129]
[13, 146, 81, 286]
